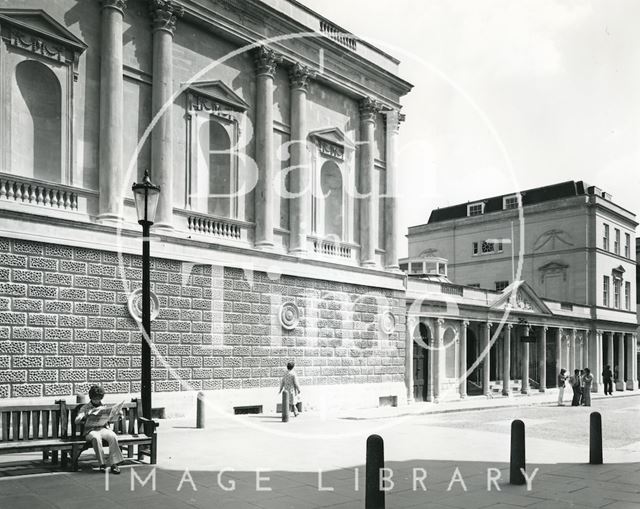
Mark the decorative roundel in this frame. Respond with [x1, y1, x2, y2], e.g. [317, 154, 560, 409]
[127, 288, 160, 323]
[379, 311, 396, 334]
[279, 302, 300, 330]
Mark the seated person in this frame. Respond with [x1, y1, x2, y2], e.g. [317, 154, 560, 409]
[74, 385, 124, 474]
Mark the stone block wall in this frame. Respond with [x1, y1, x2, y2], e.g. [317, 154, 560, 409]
[0, 238, 406, 400]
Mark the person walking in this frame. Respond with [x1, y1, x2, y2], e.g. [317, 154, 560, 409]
[602, 365, 613, 395]
[570, 369, 582, 406]
[279, 361, 301, 417]
[582, 368, 594, 406]
[557, 368, 568, 406]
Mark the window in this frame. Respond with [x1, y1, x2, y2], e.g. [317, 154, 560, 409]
[468, 283, 480, 288]
[613, 279, 620, 309]
[473, 240, 503, 256]
[495, 280, 509, 292]
[625, 233, 630, 258]
[467, 202, 484, 216]
[603, 224, 609, 251]
[603, 275, 610, 306]
[437, 263, 446, 275]
[320, 160, 343, 239]
[614, 229, 620, 255]
[399, 263, 409, 272]
[503, 195, 519, 210]
[625, 281, 631, 310]
[481, 241, 495, 254]
[472, 242, 478, 255]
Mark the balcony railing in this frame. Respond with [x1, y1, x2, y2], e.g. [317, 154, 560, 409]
[312, 238, 352, 258]
[319, 20, 357, 51]
[0, 175, 80, 210]
[441, 283, 463, 296]
[187, 214, 241, 239]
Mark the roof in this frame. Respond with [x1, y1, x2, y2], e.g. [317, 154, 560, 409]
[427, 180, 589, 224]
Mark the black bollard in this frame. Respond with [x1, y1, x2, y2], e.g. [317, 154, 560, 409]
[589, 412, 603, 465]
[510, 419, 526, 485]
[366, 434, 385, 509]
[281, 391, 289, 422]
[196, 391, 205, 429]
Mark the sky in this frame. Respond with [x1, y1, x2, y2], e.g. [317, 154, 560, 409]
[301, 0, 640, 258]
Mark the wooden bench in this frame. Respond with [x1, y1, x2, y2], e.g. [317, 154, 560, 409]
[0, 399, 158, 471]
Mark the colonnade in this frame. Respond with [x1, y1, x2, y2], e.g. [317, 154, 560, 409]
[406, 317, 638, 403]
[96, 0, 402, 267]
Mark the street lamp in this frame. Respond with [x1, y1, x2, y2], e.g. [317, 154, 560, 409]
[132, 170, 160, 432]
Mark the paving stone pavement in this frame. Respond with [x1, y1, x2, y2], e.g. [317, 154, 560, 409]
[0, 393, 638, 508]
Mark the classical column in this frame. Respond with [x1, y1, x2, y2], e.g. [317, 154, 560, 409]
[626, 333, 634, 390]
[288, 63, 314, 255]
[538, 326, 548, 392]
[607, 331, 614, 377]
[97, 0, 127, 224]
[483, 322, 492, 397]
[383, 110, 403, 270]
[149, 0, 182, 230]
[616, 332, 625, 391]
[521, 326, 530, 394]
[426, 325, 435, 403]
[569, 329, 577, 374]
[405, 322, 413, 404]
[254, 46, 282, 248]
[459, 320, 468, 399]
[582, 330, 589, 370]
[433, 319, 444, 402]
[502, 324, 512, 396]
[594, 330, 603, 391]
[358, 97, 381, 267]
[555, 328, 563, 383]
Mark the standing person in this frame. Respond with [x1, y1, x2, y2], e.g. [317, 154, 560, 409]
[570, 369, 582, 406]
[582, 368, 594, 406]
[74, 385, 124, 473]
[279, 361, 301, 417]
[602, 365, 613, 395]
[579, 369, 586, 405]
[557, 368, 568, 406]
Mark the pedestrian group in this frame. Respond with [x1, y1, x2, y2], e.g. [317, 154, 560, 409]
[557, 365, 613, 406]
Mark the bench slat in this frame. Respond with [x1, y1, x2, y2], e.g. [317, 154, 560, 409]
[51, 409, 59, 439]
[42, 411, 50, 439]
[21, 411, 30, 441]
[1, 412, 8, 441]
[32, 411, 40, 440]
[12, 411, 20, 441]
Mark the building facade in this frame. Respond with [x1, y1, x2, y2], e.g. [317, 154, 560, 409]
[403, 181, 639, 399]
[0, 0, 413, 412]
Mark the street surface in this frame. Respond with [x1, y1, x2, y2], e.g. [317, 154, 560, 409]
[0, 393, 638, 508]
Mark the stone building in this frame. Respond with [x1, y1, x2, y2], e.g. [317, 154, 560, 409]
[0, 0, 413, 413]
[402, 181, 639, 400]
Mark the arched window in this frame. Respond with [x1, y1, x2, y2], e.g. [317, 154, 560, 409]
[197, 119, 231, 217]
[320, 160, 343, 239]
[13, 60, 61, 182]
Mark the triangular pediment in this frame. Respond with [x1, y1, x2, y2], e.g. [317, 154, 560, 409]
[490, 281, 552, 315]
[538, 261, 569, 271]
[0, 9, 87, 52]
[186, 80, 249, 111]
[308, 128, 355, 150]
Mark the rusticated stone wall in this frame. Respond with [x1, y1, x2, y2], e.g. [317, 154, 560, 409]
[0, 238, 406, 400]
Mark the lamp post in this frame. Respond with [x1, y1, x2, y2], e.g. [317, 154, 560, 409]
[132, 170, 160, 432]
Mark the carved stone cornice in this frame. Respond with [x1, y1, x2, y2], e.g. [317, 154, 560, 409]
[254, 46, 282, 78]
[101, 0, 127, 13]
[359, 97, 382, 124]
[462, 320, 470, 328]
[289, 63, 315, 91]
[149, 0, 183, 35]
[436, 318, 445, 327]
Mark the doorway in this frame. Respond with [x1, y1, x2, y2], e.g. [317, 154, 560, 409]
[413, 323, 430, 401]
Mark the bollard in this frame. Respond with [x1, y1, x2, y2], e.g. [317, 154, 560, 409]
[76, 394, 88, 404]
[366, 434, 385, 509]
[196, 391, 205, 429]
[281, 391, 289, 423]
[510, 419, 526, 485]
[589, 412, 603, 465]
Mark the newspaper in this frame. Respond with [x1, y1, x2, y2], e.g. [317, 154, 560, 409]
[84, 401, 125, 428]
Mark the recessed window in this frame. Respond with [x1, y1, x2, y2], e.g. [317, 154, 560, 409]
[625, 281, 631, 310]
[613, 279, 621, 309]
[468, 283, 480, 288]
[603, 275, 610, 307]
[467, 202, 484, 216]
[624, 233, 630, 258]
[495, 280, 509, 292]
[614, 228, 620, 255]
[503, 195, 519, 210]
[481, 241, 496, 254]
[603, 224, 609, 251]
[472, 242, 478, 255]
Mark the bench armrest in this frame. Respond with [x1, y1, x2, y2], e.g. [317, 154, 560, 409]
[138, 416, 159, 435]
